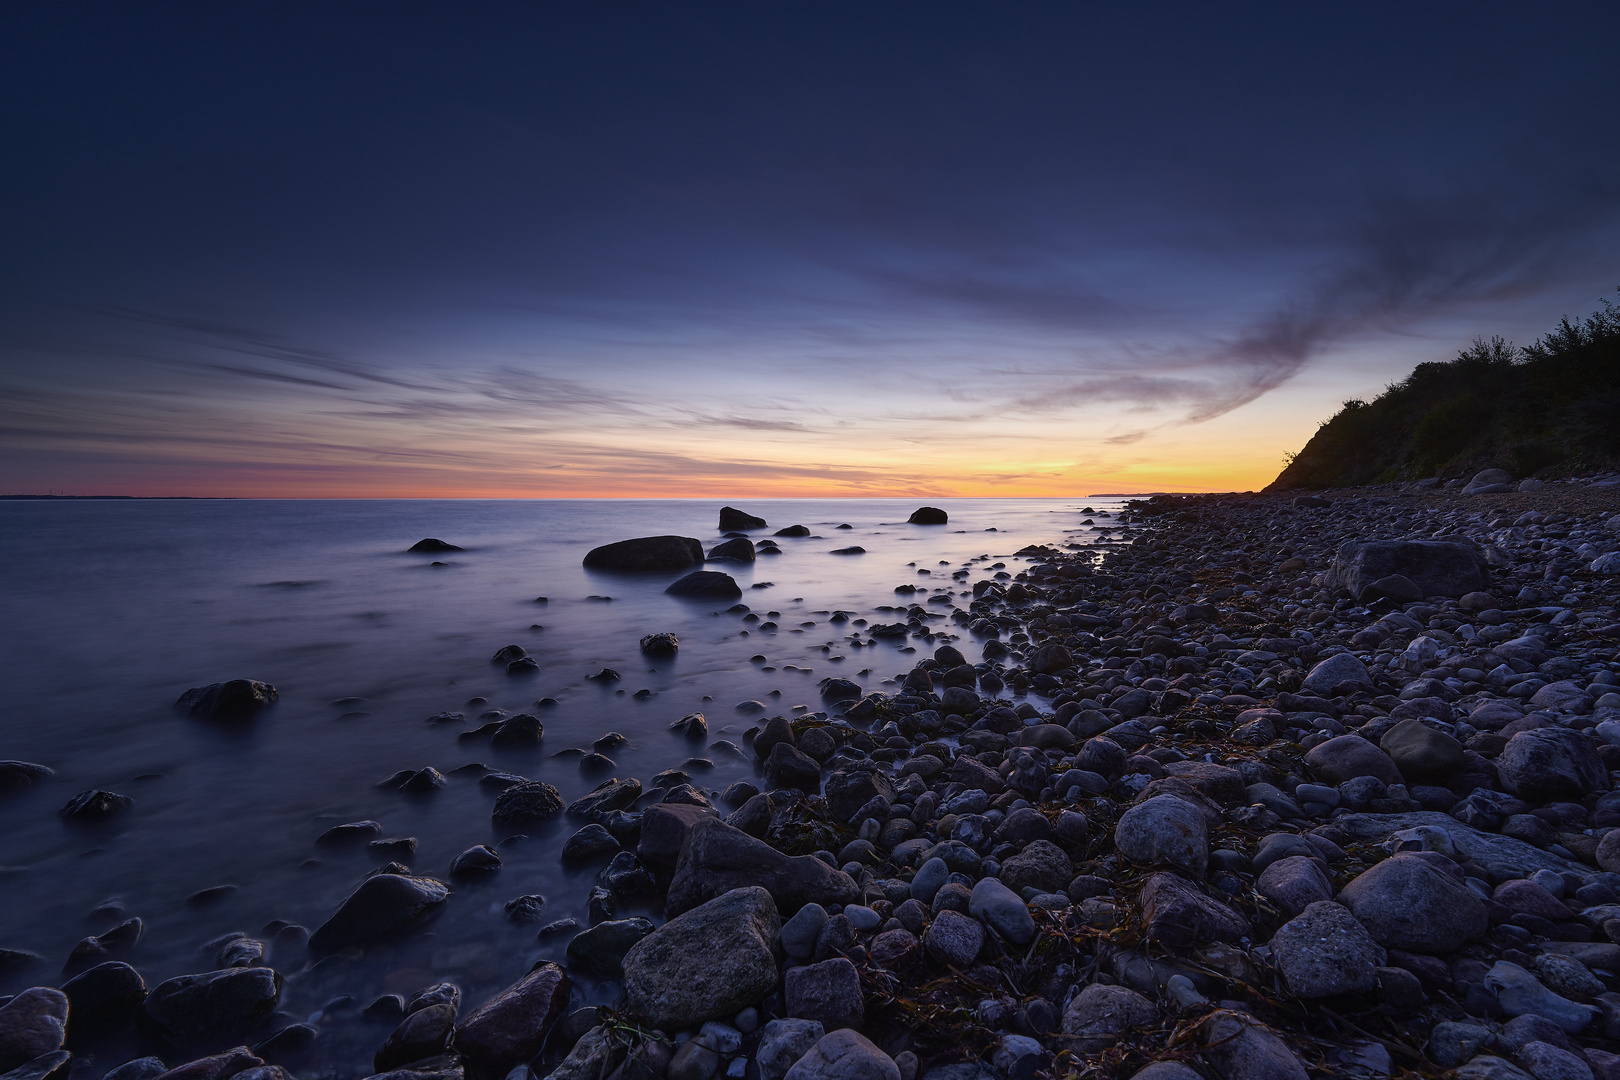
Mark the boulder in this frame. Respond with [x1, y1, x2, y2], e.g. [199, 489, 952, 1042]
[1336, 854, 1487, 953]
[408, 538, 462, 553]
[1304, 735, 1402, 785]
[784, 958, 862, 1031]
[825, 768, 895, 825]
[582, 536, 704, 572]
[968, 878, 1035, 945]
[622, 887, 780, 1030]
[174, 681, 278, 720]
[1463, 469, 1513, 495]
[565, 918, 655, 977]
[666, 572, 743, 600]
[764, 743, 822, 793]
[1497, 728, 1607, 801]
[1114, 794, 1208, 875]
[375, 1004, 455, 1071]
[922, 911, 984, 968]
[62, 962, 146, 1045]
[1528, 681, 1594, 714]
[1139, 873, 1249, 948]
[1483, 962, 1597, 1034]
[667, 818, 858, 917]
[708, 538, 757, 563]
[141, 968, 282, 1048]
[565, 778, 642, 822]
[308, 874, 450, 954]
[637, 803, 719, 871]
[452, 962, 571, 1079]
[758, 1020, 825, 1080]
[782, 1030, 899, 1080]
[0, 762, 54, 792]
[1322, 539, 1488, 600]
[1255, 856, 1334, 917]
[1380, 721, 1464, 779]
[1269, 901, 1386, 998]
[720, 507, 768, 530]
[1301, 654, 1373, 697]
[996, 840, 1072, 894]
[1059, 984, 1157, 1048]
[1199, 1011, 1308, 1080]
[491, 782, 564, 829]
[0, 989, 68, 1071]
[907, 508, 947, 525]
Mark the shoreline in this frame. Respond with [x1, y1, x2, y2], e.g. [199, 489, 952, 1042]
[4, 489, 1620, 1080]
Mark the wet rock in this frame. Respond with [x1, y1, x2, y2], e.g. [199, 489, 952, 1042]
[175, 681, 278, 720]
[1139, 873, 1250, 948]
[708, 538, 757, 563]
[1497, 728, 1607, 802]
[640, 633, 679, 655]
[62, 962, 145, 1045]
[1485, 962, 1597, 1033]
[583, 536, 704, 572]
[666, 818, 858, 917]
[450, 965, 570, 1080]
[667, 571, 743, 600]
[967, 878, 1034, 945]
[0, 762, 53, 792]
[922, 911, 983, 968]
[504, 895, 546, 923]
[1270, 901, 1386, 997]
[1302, 654, 1373, 697]
[907, 508, 947, 525]
[0, 989, 68, 1071]
[764, 743, 822, 793]
[1059, 984, 1157, 1048]
[491, 781, 564, 829]
[784, 958, 863, 1031]
[100, 1058, 167, 1080]
[636, 802, 717, 871]
[1323, 539, 1489, 600]
[781, 904, 829, 961]
[1114, 794, 1208, 875]
[1199, 1010, 1308, 1080]
[1304, 735, 1402, 785]
[374, 1004, 455, 1072]
[308, 874, 450, 954]
[450, 846, 501, 876]
[408, 538, 462, 553]
[1380, 720, 1465, 779]
[0, 1050, 72, 1080]
[489, 715, 543, 747]
[1255, 856, 1333, 917]
[565, 918, 656, 978]
[783, 1030, 898, 1080]
[141, 968, 282, 1048]
[623, 886, 780, 1030]
[59, 790, 132, 821]
[720, 507, 768, 530]
[561, 824, 620, 863]
[316, 821, 382, 847]
[758, 1019, 825, 1080]
[824, 769, 895, 825]
[1337, 854, 1487, 953]
[566, 778, 642, 822]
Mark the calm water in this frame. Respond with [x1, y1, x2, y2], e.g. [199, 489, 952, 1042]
[0, 498, 1123, 1072]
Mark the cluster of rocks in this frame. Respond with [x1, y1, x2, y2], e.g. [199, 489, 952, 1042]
[9, 489, 1620, 1080]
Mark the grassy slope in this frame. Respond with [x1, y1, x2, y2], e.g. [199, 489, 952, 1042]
[1267, 295, 1620, 490]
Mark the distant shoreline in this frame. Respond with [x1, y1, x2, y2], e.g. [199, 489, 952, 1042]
[0, 494, 235, 500]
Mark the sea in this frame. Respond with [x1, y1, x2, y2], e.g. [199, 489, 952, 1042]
[0, 497, 1127, 1072]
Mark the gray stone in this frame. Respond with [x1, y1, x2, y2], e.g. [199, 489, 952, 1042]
[666, 571, 742, 600]
[1139, 873, 1250, 949]
[995, 840, 1072, 894]
[375, 1003, 455, 1071]
[667, 818, 858, 917]
[547, 1026, 613, 1080]
[565, 918, 655, 977]
[1270, 901, 1386, 998]
[1485, 962, 1597, 1034]
[1380, 720, 1465, 779]
[623, 887, 780, 1030]
[1530, 682, 1595, 714]
[1498, 729, 1607, 801]
[565, 778, 642, 822]
[783, 1031, 898, 1080]
[1255, 856, 1334, 917]
[175, 680, 278, 720]
[1429, 1023, 1497, 1068]
[922, 911, 983, 968]
[1305, 735, 1402, 785]
[1337, 854, 1486, 953]
[452, 962, 571, 1079]
[1059, 984, 1157, 1048]
[758, 1019, 825, 1080]
[1199, 1010, 1309, 1080]
[637, 802, 718, 871]
[0, 1050, 71, 1080]
[968, 878, 1034, 945]
[1325, 812, 1589, 878]
[1323, 539, 1488, 601]
[1113, 794, 1208, 875]
[909, 859, 949, 905]
[1302, 653, 1373, 697]
[492, 782, 565, 829]
[781, 904, 829, 961]
[141, 968, 282, 1048]
[1452, 1058, 1534, 1080]
[784, 958, 862, 1032]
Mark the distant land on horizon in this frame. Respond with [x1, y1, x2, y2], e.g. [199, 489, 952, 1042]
[0, 494, 234, 501]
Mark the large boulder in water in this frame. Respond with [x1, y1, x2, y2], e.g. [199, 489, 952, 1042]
[1322, 539, 1488, 600]
[582, 536, 704, 572]
[907, 507, 947, 525]
[666, 817, 858, 917]
[175, 680, 278, 720]
[407, 538, 462, 553]
[0, 988, 68, 1071]
[623, 887, 780, 1030]
[720, 506, 767, 530]
[140, 967, 282, 1048]
[308, 874, 450, 955]
[707, 538, 757, 563]
[665, 571, 742, 600]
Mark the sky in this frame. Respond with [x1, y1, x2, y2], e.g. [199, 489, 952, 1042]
[2, 4, 1618, 498]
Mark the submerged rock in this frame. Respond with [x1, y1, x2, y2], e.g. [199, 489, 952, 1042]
[175, 681, 278, 720]
[582, 536, 704, 572]
[308, 874, 450, 955]
[666, 571, 743, 600]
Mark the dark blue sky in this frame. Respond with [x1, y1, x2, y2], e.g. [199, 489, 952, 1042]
[3, 3, 1618, 495]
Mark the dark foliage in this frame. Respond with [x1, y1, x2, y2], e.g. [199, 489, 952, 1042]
[1267, 293, 1620, 489]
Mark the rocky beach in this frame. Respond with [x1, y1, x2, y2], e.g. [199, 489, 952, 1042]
[7, 481, 1620, 1080]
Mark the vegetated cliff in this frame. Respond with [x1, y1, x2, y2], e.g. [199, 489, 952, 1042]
[1267, 294, 1620, 490]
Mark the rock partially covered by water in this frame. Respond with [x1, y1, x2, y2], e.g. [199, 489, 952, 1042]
[582, 536, 704, 572]
[708, 538, 757, 563]
[907, 507, 947, 525]
[623, 886, 780, 1030]
[175, 681, 278, 720]
[640, 633, 679, 655]
[140, 968, 282, 1048]
[1322, 539, 1488, 600]
[720, 507, 768, 530]
[452, 962, 571, 1079]
[407, 539, 462, 553]
[62, 962, 146, 1046]
[0, 988, 68, 1071]
[0, 762, 54, 792]
[60, 789, 132, 821]
[308, 874, 450, 955]
[666, 571, 743, 600]
[666, 818, 858, 916]
[492, 781, 564, 829]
